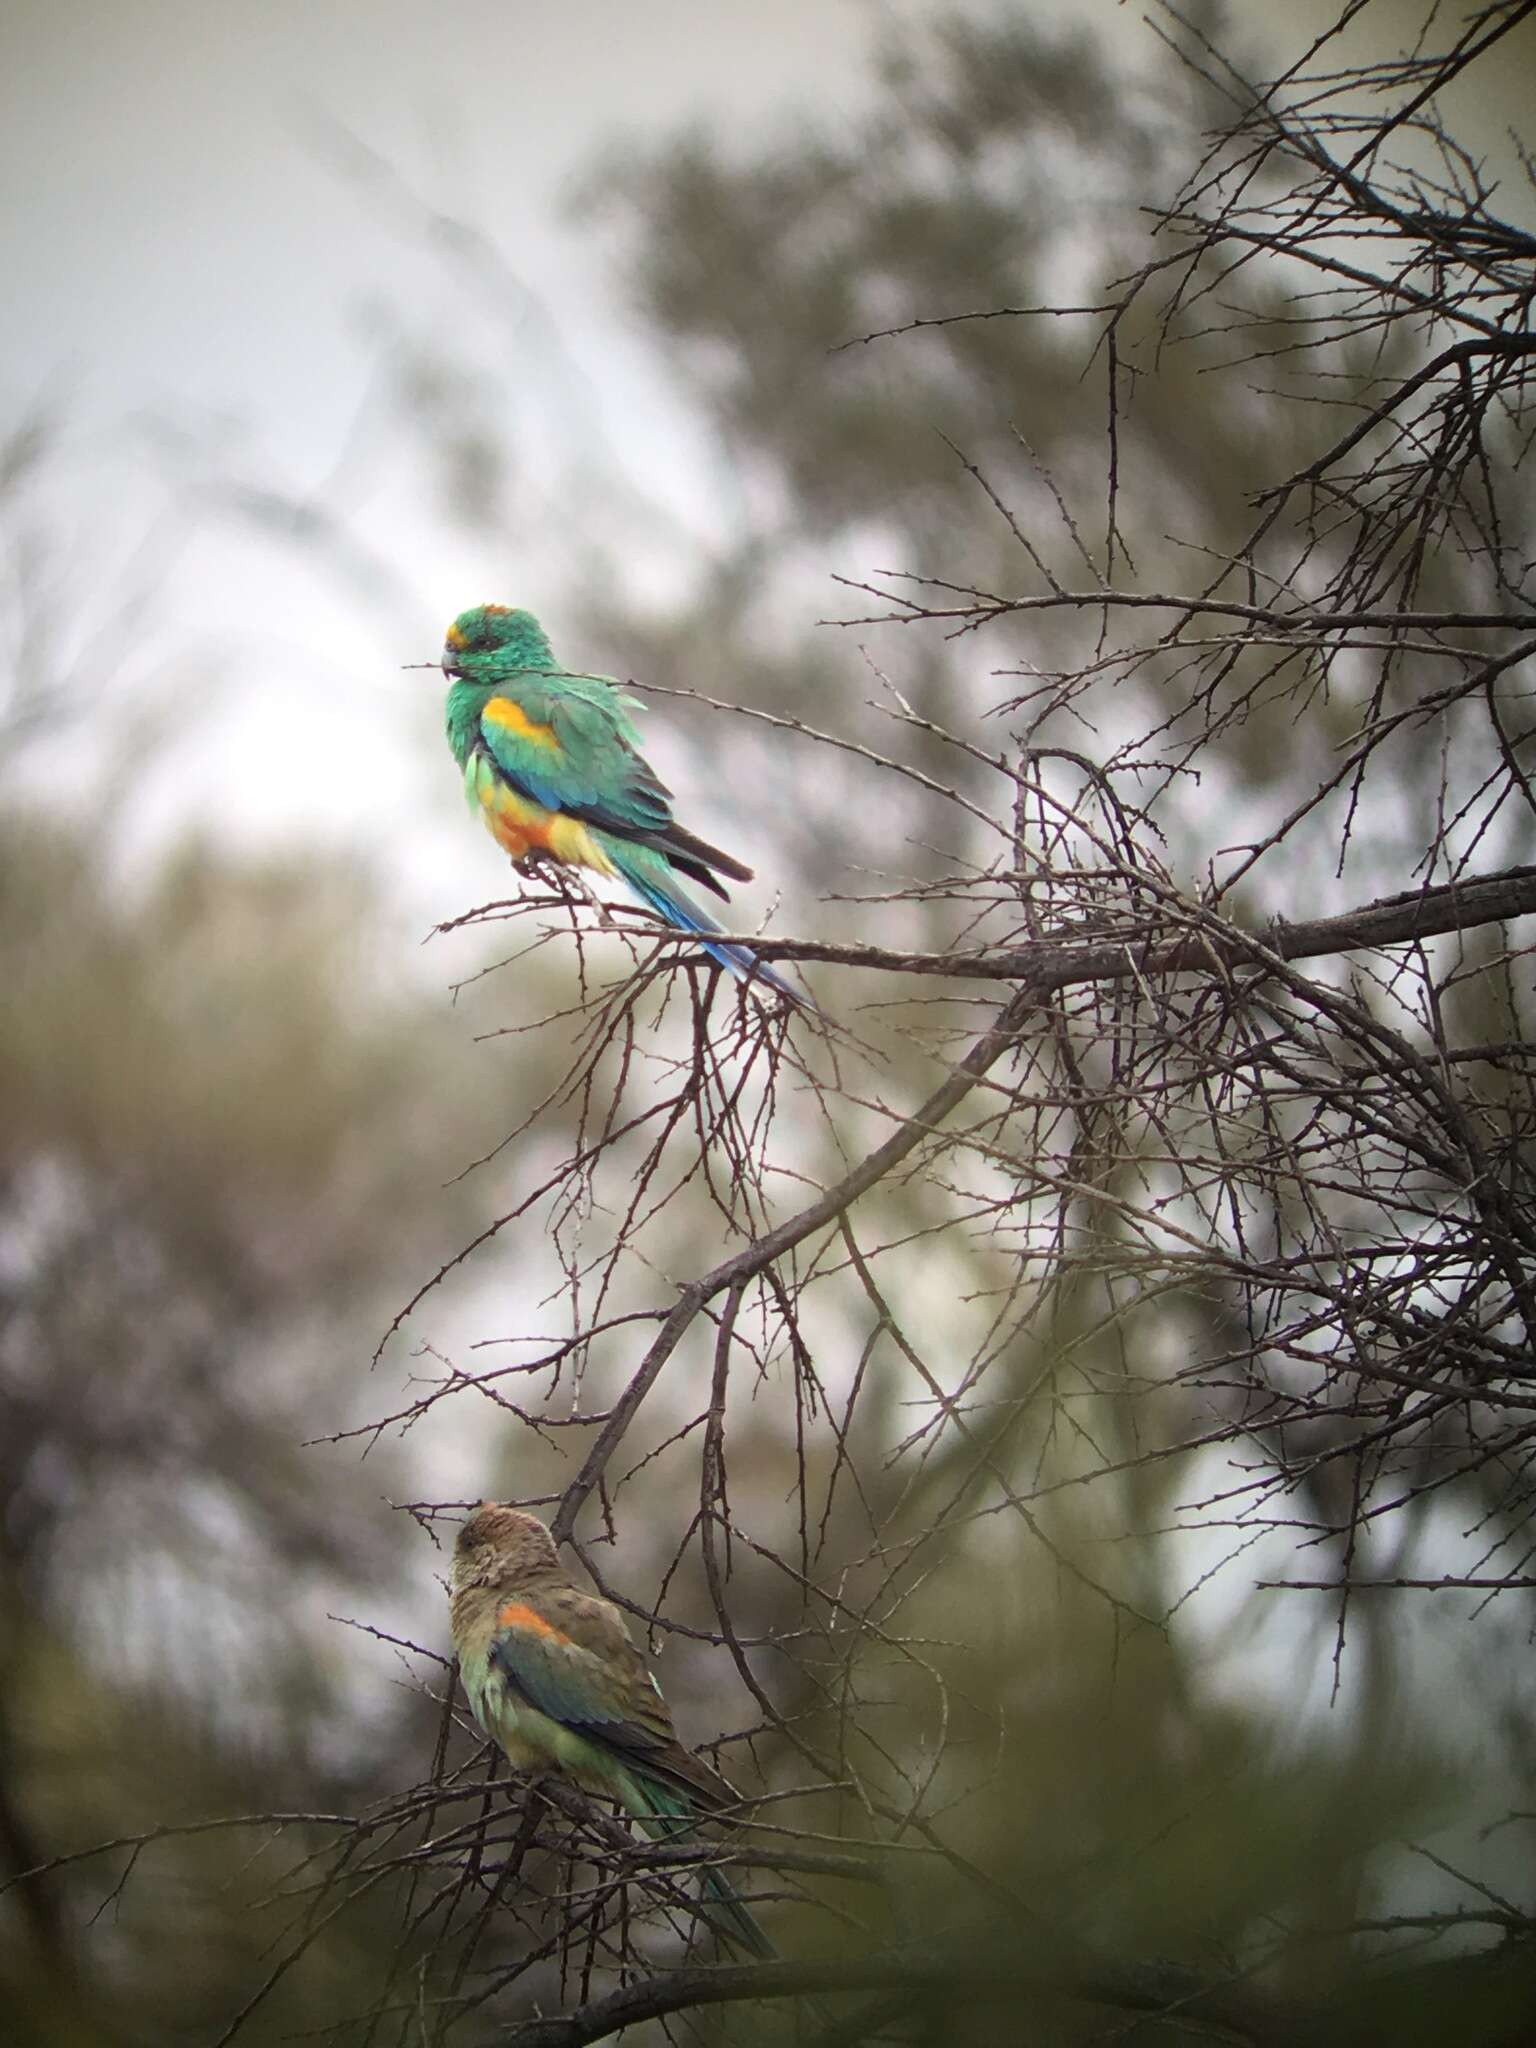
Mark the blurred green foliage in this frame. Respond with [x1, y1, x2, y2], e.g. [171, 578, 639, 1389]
[0, 807, 509, 2040]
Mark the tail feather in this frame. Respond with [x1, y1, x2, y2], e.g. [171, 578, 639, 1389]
[652, 819, 754, 888]
[700, 1861, 776, 1960]
[635, 1777, 838, 2028]
[634, 1777, 775, 1959]
[615, 855, 813, 1012]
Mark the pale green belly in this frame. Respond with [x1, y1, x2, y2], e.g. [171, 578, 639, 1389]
[469, 1667, 641, 1810]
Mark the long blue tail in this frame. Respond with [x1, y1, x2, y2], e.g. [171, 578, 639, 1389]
[616, 857, 813, 1012]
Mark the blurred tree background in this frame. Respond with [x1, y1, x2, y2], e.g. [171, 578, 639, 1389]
[5, 2, 1536, 2044]
[0, 417, 520, 2037]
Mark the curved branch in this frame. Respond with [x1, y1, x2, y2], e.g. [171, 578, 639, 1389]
[495, 1945, 1287, 2047]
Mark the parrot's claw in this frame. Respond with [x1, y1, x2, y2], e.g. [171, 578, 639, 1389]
[514, 849, 616, 929]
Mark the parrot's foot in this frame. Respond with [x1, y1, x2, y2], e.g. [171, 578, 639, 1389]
[514, 850, 616, 929]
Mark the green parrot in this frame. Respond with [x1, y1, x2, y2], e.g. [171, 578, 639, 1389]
[439, 603, 810, 1007]
[449, 1501, 772, 1957]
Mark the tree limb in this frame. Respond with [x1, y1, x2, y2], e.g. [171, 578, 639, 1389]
[494, 1944, 1290, 2047]
[732, 863, 1536, 985]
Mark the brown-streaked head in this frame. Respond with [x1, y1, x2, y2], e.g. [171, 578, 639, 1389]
[450, 1501, 560, 1593]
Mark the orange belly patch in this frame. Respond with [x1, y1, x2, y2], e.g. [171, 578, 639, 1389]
[482, 787, 560, 861]
[470, 759, 617, 876]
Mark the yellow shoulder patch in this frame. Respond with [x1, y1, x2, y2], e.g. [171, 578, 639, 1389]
[484, 696, 561, 752]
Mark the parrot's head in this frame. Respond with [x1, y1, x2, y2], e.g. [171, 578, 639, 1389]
[442, 603, 555, 680]
[451, 1500, 561, 1593]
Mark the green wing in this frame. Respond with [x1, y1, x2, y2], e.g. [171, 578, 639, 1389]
[474, 676, 753, 895]
[486, 1593, 729, 1811]
[477, 676, 676, 839]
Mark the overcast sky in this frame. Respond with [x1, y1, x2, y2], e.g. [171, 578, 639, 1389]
[2, 1, 903, 902]
[6, 0, 877, 461]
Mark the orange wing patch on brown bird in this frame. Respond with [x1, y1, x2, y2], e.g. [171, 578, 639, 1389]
[497, 1600, 573, 1643]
